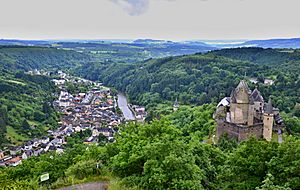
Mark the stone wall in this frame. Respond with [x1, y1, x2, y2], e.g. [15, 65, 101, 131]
[216, 120, 263, 141]
[230, 103, 250, 124]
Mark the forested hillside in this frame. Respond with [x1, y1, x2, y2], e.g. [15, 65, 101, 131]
[0, 69, 59, 147]
[0, 46, 90, 71]
[76, 48, 300, 115]
[0, 46, 92, 147]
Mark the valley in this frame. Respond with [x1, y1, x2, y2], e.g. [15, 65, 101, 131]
[0, 44, 299, 190]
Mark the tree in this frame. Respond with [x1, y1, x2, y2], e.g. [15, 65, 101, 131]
[219, 138, 278, 189]
[292, 104, 300, 117]
[22, 119, 31, 130]
[98, 134, 108, 146]
[256, 173, 291, 190]
[268, 137, 300, 189]
[65, 160, 98, 180]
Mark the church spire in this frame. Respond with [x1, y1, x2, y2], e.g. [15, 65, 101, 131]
[173, 97, 179, 111]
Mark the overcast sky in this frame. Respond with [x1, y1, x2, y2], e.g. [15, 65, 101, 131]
[0, 0, 299, 41]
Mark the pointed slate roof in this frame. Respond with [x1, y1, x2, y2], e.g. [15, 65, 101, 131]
[230, 90, 237, 103]
[236, 80, 250, 93]
[231, 80, 251, 103]
[250, 88, 264, 103]
[265, 98, 273, 114]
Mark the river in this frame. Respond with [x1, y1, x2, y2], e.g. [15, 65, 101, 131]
[117, 93, 135, 121]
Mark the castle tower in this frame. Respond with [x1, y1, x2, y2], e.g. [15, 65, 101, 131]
[230, 80, 252, 124]
[263, 98, 274, 141]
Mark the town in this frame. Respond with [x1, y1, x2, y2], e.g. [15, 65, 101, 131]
[0, 70, 147, 167]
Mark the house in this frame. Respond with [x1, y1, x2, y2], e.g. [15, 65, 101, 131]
[92, 129, 100, 137]
[41, 136, 50, 144]
[264, 78, 275, 86]
[249, 78, 259, 84]
[6, 157, 22, 167]
[10, 146, 21, 156]
[109, 120, 119, 126]
[22, 150, 33, 160]
[0, 150, 4, 160]
[59, 99, 70, 107]
[34, 148, 44, 157]
[74, 126, 82, 132]
[24, 141, 33, 150]
[52, 79, 66, 85]
[98, 128, 112, 137]
[32, 139, 41, 147]
[84, 136, 98, 144]
[48, 145, 57, 151]
[51, 137, 64, 146]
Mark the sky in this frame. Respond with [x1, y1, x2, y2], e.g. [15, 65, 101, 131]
[0, 0, 299, 41]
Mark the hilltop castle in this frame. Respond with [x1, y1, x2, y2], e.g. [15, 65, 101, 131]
[214, 80, 284, 142]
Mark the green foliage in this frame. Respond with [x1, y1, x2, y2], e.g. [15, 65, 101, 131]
[66, 129, 92, 147]
[109, 108, 224, 190]
[75, 48, 300, 114]
[219, 138, 279, 189]
[0, 45, 90, 71]
[66, 159, 98, 180]
[167, 104, 216, 138]
[268, 137, 300, 189]
[217, 134, 238, 152]
[256, 173, 291, 190]
[110, 119, 204, 189]
[0, 70, 59, 147]
[281, 113, 300, 135]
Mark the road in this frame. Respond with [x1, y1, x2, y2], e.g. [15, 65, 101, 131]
[58, 181, 108, 190]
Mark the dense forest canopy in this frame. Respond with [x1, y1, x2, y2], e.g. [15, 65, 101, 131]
[0, 69, 59, 147]
[76, 47, 300, 115]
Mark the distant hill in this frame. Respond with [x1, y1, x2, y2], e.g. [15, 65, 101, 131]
[0, 39, 50, 46]
[0, 39, 217, 63]
[240, 38, 300, 49]
[0, 46, 90, 71]
[133, 39, 173, 44]
[209, 47, 300, 65]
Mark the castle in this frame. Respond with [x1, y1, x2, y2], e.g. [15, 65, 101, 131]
[214, 80, 284, 142]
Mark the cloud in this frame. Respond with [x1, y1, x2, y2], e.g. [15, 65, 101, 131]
[110, 0, 212, 16]
[110, 0, 150, 16]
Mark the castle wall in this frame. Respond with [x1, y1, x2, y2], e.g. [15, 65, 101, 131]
[230, 103, 249, 124]
[248, 104, 254, 126]
[235, 88, 250, 104]
[254, 102, 263, 120]
[216, 120, 263, 142]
